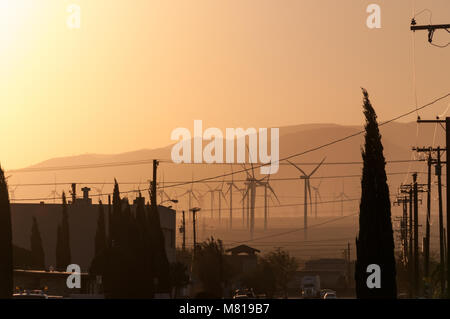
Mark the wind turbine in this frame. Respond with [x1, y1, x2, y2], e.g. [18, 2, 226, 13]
[93, 181, 106, 203]
[7, 176, 18, 202]
[259, 173, 280, 231]
[9, 185, 19, 202]
[47, 176, 61, 204]
[241, 163, 277, 238]
[157, 174, 172, 204]
[179, 173, 199, 221]
[288, 157, 326, 240]
[310, 179, 323, 219]
[213, 178, 227, 225]
[225, 166, 241, 230]
[336, 179, 350, 216]
[205, 184, 216, 219]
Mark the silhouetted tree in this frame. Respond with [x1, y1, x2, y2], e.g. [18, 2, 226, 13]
[56, 192, 71, 270]
[0, 166, 13, 298]
[193, 237, 233, 298]
[96, 180, 172, 298]
[30, 216, 45, 269]
[261, 248, 298, 298]
[94, 201, 107, 257]
[355, 88, 397, 298]
[241, 261, 276, 298]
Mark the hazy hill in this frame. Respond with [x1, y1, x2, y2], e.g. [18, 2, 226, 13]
[7, 121, 442, 220]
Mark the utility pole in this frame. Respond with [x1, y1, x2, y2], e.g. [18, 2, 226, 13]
[394, 194, 410, 266]
[413, 173, 420, 297]
[412, 147, 435, 281]
[151, 159, 159, 207]
[190, 207, 201, 255]
[436, 147, 446, 296]
[410, 21, 450, 46]
[400, 183, 414, 298]
[417, 117, 450, 297]
[181, 210, 186, 251]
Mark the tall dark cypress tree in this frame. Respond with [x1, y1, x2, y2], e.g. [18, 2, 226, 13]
[61, 192, 71, 267]
[355, 89, 397, 298]
[94, 200, 107, 256]
[0, 166, 13, 298]
[56, 192, 71, 270]
[30, 216, 45, 269]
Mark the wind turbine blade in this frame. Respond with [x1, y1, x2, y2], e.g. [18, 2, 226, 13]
[317, 191, 322, 201]
[179, 190, 189, 197]
[309, 157, 326, 177]
[267, 184, 280, 204]
[308, 181, 313, 211]
[241, 187, 250, 203]
[287, 160, 308, 176]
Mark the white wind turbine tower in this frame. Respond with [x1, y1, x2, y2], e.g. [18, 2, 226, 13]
[310, 179, 323, 219]
[238, 186, 248, 228]
[259, 174, 280, 231]
[336, 179, 350, 216]
[225, 166, 241, 230]
[287, 157, 326, 240]
[241, 163, 277, 239]
[213, 179, 227, 225]
[205, 184, 216, 219]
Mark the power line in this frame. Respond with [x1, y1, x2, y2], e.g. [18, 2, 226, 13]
[8, 92, 450, 200]
[230, 212, 359, 244]
[7, 170, 432, 188]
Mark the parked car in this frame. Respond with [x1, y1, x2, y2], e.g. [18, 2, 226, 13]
[13, 290, 48, 299]
[323, 292, 337, 299]
[320, 289, 336, 299]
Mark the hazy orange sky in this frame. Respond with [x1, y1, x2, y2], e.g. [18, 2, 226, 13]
[1, 0, 449, 169]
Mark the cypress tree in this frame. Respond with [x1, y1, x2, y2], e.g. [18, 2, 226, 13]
[0, 166, 13, 298]
[56, 192, 71, 270]
[61, 192, 71, 267]
[355, 89, 397, 298]
[94, 200, 107, 256]
[30, 216, 45, 269]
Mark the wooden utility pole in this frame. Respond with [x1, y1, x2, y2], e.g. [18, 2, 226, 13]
[413, 173, 420, 297]
[411, 21, 450, 45]
[151, 160, 159, 207]
[394, 194, 410, 266]
[436, 148, 446, 296]
[190, 207, 201, 255]
[400, 183, 414, 297]
[412, 147, 435, 280]
[417, 117, 450, 297]
[181, 210, 186, 251]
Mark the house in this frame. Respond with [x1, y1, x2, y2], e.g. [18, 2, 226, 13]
[225, 245, 260, 275]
